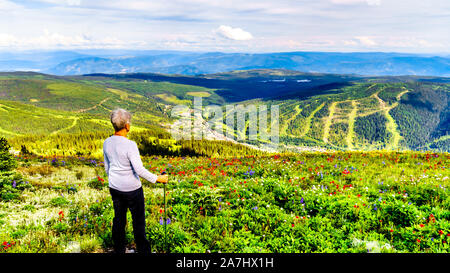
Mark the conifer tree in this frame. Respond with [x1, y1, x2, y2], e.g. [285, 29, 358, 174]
[0, 137, 17, 172]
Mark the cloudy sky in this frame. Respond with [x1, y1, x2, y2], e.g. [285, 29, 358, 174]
[0, 0, 449, 53]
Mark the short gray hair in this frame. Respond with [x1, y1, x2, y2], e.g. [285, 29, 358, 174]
[110, 108, 132, 131]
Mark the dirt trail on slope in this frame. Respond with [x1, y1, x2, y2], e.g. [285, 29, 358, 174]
[346, 100, 358, 150]
[322, 101, 337, 143]
[75, 97, 110, 113]
[300, 102, 324, 138]
[50, 117, 79, 135]
[283, 104, 302, 137]
[372, 88, 409, 150]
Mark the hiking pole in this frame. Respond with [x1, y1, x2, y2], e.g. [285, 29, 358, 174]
[161, 171, 167, 253]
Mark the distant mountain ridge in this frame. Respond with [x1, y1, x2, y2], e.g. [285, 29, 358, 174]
[48, 52, 450, 77]
[0, 50, 449, 77]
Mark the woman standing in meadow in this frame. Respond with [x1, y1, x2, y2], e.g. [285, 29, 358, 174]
[103, 108, 168, 253]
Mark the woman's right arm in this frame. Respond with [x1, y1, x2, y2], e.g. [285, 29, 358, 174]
[128, 142, 165, 183]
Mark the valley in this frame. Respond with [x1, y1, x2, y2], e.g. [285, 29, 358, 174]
[0, 69, 448, 156]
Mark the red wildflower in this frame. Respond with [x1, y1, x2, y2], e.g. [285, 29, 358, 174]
[428, 214, 436, 223]
[419, 224, 424, 228]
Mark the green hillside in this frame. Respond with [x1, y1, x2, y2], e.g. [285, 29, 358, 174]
[0, 70, 449, 155]
[273, 82, 449, 151]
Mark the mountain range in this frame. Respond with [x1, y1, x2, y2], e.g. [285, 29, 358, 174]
[0, 50, 449, 77]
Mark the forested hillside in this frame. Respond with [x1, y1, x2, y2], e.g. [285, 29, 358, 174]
[0, 70, 448, 154]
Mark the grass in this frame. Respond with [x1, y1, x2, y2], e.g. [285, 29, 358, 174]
[346, 100, 358, 150]
[96, 80, 216, 101]
[373, 92, 403, 150]
[322, 101, 337, 143]
[1, 151, 448, 253]
[0, 75, 169, 138]
[282, 104, 302, 136]
[106, 88, 144, 100]
[186, 91, 211, 97]
[0, 93, 166, 144]
[300, 102, 325, 137]
[155, 94, 191, 105]
[384, 109, 402, 150]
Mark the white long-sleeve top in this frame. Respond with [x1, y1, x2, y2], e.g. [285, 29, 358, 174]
[103, 135, 158, 192]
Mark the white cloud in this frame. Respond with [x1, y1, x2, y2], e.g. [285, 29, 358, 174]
[0, 30, 144, 49]
[341, 36, 377, 48]
[383, 37, 445, 49]
[31, 0, 82, 6]
[66, 0, 81, 6]
[366, 0, 381, 6]
[354, 36, 377, 46]
[215, 25, 253, 41]
[0, 0, 21, 10]
[0, 33, 18, 47]
[343, 40, 358, 46]
[0, 0, 448, 53]
[331, 0, 381, 6]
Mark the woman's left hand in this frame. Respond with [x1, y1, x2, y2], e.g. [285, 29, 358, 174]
[156, 174, 168, 184]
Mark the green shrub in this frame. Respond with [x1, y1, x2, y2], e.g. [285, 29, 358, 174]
[382, 200, 419, 227]
[0, 137, 17, 172]
[49, 196, 70, 207]
[87, 176, 106, 190]
[0, 172, 32, 201]
[75, 170, 84, 180]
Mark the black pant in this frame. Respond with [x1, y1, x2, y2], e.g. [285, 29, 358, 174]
[109, 187, 151, 254]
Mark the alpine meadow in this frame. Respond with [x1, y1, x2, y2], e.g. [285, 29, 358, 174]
[0, 67, 448, 253]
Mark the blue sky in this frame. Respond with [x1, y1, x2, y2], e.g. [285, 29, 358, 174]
[0, 0, 449, 53]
